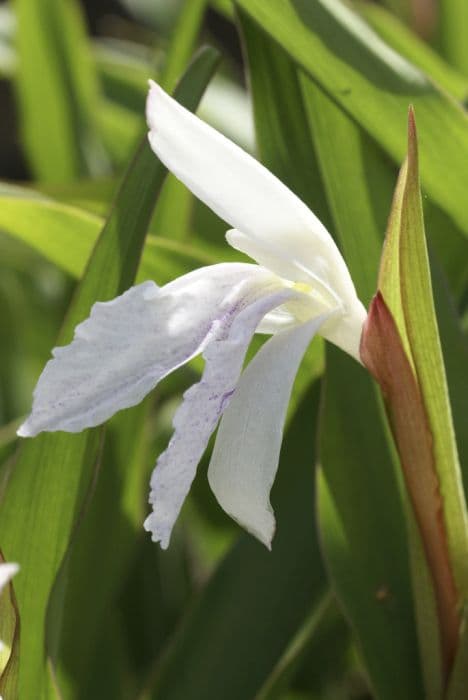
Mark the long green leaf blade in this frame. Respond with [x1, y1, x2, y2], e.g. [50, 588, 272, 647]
[0, 47, 220, 700]
[13, 0, 105, 181]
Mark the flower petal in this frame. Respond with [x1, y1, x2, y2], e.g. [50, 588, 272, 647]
[146, 81, 357, 302]
[320, 296, 367, 362]
[0, 563, 19, 592]
[208, 312, 333, 547]
[0, 562, 19, 654]
[143, 286, 297, 549]
[18, 263, 281, 437]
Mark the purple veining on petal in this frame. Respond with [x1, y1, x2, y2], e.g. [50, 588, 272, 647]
[219, 389, 235, 413]
[144, 285, 295, 549]
[18, 264, 274, 437]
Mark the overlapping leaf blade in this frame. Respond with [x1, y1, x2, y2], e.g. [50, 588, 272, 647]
[0, 194, 227, 283]
[298, 78, 422, 698]
[0, 48, 220, 699]
[375, 113, 468, 691]
[234, 0, 468, 239]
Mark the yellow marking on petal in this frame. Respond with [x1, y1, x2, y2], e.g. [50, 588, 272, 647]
[293, 281, 313, 295]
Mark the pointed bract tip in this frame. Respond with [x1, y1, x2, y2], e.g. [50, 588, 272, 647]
[407, 105, 419, 168]
[359, 292, 392, 375]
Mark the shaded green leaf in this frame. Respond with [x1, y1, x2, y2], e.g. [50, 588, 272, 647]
[318, 348, 423, 700]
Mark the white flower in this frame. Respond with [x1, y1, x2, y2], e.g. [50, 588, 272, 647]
[18, 82, 366, 549]
[0, 562, 19, 654]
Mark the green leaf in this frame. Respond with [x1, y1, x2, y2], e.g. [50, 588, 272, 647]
[422, 204, 468, 306]
[239, 10, 332, 228]
[254, 592, 341, 700]
[361, 292, 447, 696]
[436, 0, 468, 76]
[431, 260, 468, 494]
[318, 346, 422, 700]
[299, 75, 389, 304]
[0, 193, 226, 284]
[276, 59, 423, 697]
[96, 101, 141, 169]
[13, 0, 106, 181]
[233, 0, 468, 239]
[378, 112, 468, 604]
[49, 399, 152, 697]
[209, 0, 234, 18]
[160, 0, 208, 93]
[0, 48, 220, 700]
[355, 1, 468, 102]
[94, 39, 150, 114]
[364, 112, 468, 689]
[239, 10, 327, 404]
[447, 618, 468, 700]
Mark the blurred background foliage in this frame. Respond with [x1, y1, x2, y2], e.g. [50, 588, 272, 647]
[0, 0, 467, 698]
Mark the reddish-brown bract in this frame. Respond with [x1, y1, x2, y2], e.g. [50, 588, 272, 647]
[361, 292, 459, 676]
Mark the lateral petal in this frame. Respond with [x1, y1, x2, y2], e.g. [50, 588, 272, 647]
[18, 263, 280, 437]
[208, 312, 333, 547]
[146, 81, 357, 302]
[144, 286, 297, 549]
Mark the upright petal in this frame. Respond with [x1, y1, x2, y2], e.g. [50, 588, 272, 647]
[208, 312, 333, 547]
[144, 286, 298, 549]
[146, 81, 357, 302]
[18, 264, 281, 437]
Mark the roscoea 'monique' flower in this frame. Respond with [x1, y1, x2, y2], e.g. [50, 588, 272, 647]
[18, 82, 366, 549]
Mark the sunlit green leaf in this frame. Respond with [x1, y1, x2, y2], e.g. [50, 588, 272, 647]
[365, 112, 468, 692]
[436, 0, 468, 76]
[378, 113, 468, 602]
[356, 1, 468, 102]
[0, 48, 220, 699]
[0, 192, 235, 285]
[234, 0, 468, 239]
[13, 0, 106, 181]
